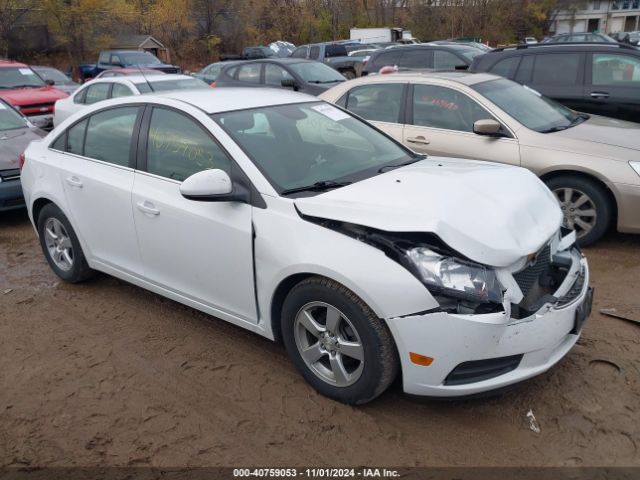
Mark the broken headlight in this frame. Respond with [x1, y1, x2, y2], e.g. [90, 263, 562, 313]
[405, 247, 503, 304]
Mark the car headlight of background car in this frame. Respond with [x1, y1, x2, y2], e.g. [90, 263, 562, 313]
[405, 247, 504, 304]
[630, 161, 640, 178]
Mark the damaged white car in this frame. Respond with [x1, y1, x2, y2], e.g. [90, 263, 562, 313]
[20, 89, 593, 404]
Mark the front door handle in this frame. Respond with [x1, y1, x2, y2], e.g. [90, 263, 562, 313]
[590, 91, 609, 99]
[137, 200, 160, 217]
[406, 136, 431, 145]
[65, 176, 83, 188]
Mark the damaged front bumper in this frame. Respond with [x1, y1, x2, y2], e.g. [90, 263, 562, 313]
[385, 235, 592, 397]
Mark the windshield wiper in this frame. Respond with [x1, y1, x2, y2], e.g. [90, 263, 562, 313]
[378, 156, 426, 173]
[308, 80, 344, 84]
[280, 180, 352, 196]
[9, 84, 41, 89]
[540, 114, 589, 133]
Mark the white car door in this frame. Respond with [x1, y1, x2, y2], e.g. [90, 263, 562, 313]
[131, 106, 257, 322]
[403, 83, 521, 166]
[54, 105, 144, 273]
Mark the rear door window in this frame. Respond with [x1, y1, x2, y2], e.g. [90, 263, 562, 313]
[237, 64, 262, 84]
[84, 107, 140, 166]
[434, 50, 465, 69]
[400, 49, 431, 68]
[264, 64, 294, 86]
[370, 50, 403, 70]
[532, 53, 582, 85]
[84, 83, 111, 105]
[111, 83, 134, 98]
[345, 83, 404, 123]
[67, 119, 88, 155]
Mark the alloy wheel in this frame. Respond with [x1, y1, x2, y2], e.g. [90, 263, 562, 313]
[44, 217, 74, 271]
[553, 187, 597, 239]
[293, 301, 365, 387]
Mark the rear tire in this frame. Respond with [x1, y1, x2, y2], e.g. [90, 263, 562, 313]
[281, 276, 399, 404]
[546, 175, 612, 246]
[37, 204, 94, 283]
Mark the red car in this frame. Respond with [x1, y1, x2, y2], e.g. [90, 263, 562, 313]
[0, 60, 68, 130]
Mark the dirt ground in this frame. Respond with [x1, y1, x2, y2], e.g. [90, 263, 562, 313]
[1, 208, 639, 468]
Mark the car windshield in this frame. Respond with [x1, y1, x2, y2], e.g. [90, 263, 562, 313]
[0, 100, 28, 130]
[472, 78, 580, 133]
[120, 52, 162, 65]
[289, 63, 346, 84]
[134, 78, 209, 93]
[0, 67, 45, 89]
[213, 102, 415, 194]
[34, 67, 72, 84]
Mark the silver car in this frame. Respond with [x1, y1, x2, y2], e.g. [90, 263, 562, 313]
[320, 71, 640, 245]
[0, 99, 44, 211]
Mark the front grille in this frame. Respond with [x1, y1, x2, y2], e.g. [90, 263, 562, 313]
[513, 245, 551, 296]
[21, 103, 54, 116]
[0, 168, 20, 181]
[444, 354, 523, 386]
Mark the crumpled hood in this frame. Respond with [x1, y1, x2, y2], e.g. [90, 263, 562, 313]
[295, 158, 562, 268]
[0, 86, 68, 106]
[0, 128, 42, 170]
[552, 114, 640, 153]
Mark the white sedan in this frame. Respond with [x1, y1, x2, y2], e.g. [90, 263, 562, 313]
[20, 88, 592, 404]
[53, 74, 210, 127]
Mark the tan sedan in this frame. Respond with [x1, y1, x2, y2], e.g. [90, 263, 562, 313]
[320, 71, 640, 245]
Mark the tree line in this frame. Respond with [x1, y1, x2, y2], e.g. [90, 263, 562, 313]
[0, 0, 588, 74]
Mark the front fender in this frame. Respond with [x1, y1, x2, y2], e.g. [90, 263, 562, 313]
[253, 200, 438, 333]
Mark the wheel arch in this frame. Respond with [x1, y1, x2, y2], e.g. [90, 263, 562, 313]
[539, 169, 618, 225]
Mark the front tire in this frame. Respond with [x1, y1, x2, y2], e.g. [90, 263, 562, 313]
[281, 276, 399, 404]
[37, 203, 94, 283]
[546, 175, 612, 246]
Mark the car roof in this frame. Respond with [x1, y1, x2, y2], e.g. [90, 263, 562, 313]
[0, 60, 28, 68]
[154, 88, 317, 114]
[92, 74, 194, 83]
[228, 58, 317, 65]
[487, 42, 636, 53]
[346, 70, 501, 86]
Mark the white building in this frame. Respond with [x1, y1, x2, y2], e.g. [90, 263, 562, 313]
[551, 1, 640, 34]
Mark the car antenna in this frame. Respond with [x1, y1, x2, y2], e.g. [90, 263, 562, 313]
[136, 63, 154, 93]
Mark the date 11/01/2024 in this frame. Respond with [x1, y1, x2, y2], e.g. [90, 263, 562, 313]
[232, 468, 401, 478]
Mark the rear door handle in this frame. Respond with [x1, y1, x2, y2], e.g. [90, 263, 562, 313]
[137, 200, 160, 217]
[590, 91, 609, 99]
[65, 176, 83, 188]
[406, 136, 430, 145]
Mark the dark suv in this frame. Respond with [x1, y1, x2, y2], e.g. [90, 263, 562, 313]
[471, 43, 640, 122]
[362, 44, 484, 75]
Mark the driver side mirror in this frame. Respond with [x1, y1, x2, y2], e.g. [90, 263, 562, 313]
[45, 79, 55, 86]
[473, 119, 505, 137]
[281, 78, 299, 90]
[180, 169, 234, 201]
